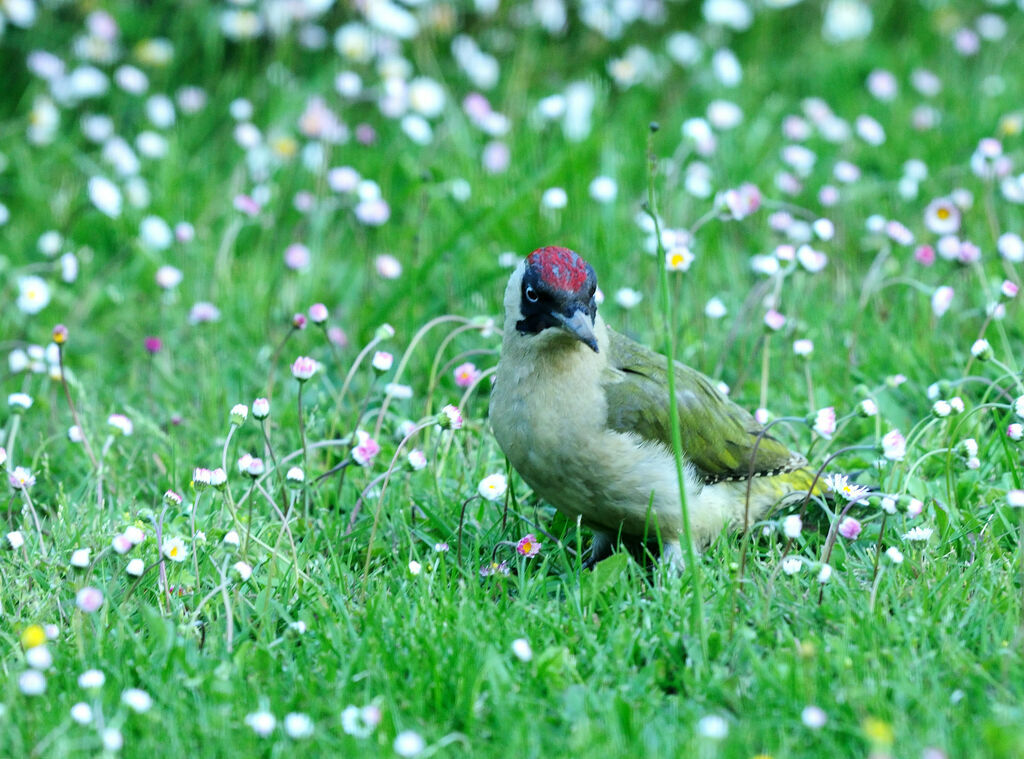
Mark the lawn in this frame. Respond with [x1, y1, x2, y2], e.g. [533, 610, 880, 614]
[2, 0, 1024, 756]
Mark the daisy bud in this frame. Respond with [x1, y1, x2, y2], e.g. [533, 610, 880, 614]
[858, 398, 878, 417]
[793, 339, 814, 357]
[816, 564, 833, 583]
[192, 468, 212, 491]
[437, 404, 463, 430]
[70, 548, 91, 568]
[1008, 423, 1023, 442]
[232, 560, 253, 582]
[237, 453, 254, 473]
[881, 429, 906, 461]
[408, 560, 422, 576]
[210, 467, 228, 489]
[764, 309, 787, 332]
[948, 396, 965, 414]
[812, 407, 836, 438]
[8, 393, 33, 412]
[309, 303, 329, 324]
[124, 525, 145, 545]
[782, 514, 802, 538]
[164, 490, 183, 507]
[885, 546, 904, 564]
[292, 313, 308, 330]
[230, 403, 248, 426]
[75, 587, 104, 613]
[970, 338, 993, 361]
[223, 530, 241, 546]
[126, 558, 145, 576]
[285, 466, 305, 485]
[245, 457, 265, 477]
[1001, 280, 1019, 300]
[252, 397, 270, 419]
[7, 530, 25, 549]
[781, 556, 802, 575]
[907, 498, 924, 518]
[958, 438, 979, 459]
[931, 400, 951, 418]
[111, 534, 133, 554]
[407, 449, 427, 471]
[375, 323, 395, 340]
[52, 324, 68, 345]
[1007, 490, 1024, 507]
[291, 356, 318, 381]
[371, 351, 393, 373]
[881, 496, 897, 514]
[1013, 395, 1024, 419]
[511, 638, 533, 662]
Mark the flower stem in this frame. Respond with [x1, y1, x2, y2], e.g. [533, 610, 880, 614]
[645, 126, 706, 669]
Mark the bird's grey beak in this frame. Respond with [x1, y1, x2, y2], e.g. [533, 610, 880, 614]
[556, 309, 598, 352]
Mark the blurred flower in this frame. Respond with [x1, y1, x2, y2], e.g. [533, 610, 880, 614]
[903, 526, 933, 542]
[882, 430, 906, 461]
[454, 362, 482, 388]
[341, 704, 382, 738]
[284, 712, 314, 739]
[107, 413, 133, 435]
[284, 243, 311, 271]
[188, 302, 221, 324]
[817, 564, 833, 583]
[88, 175, 122, 217]
[802, 705, 828, 729]
[764, 309, 787, 332]
[122, 688, 153, 713]
[931, 286, 954, 317]
[438, 404, 463, 430]
[8, 393, 32, 411]
[813, 407, 836, 438]
[232, 561, 253, 581]
[477, 474, 507, 501]
[665, 246, 695, 272]
[838, 517, 862, 539]
[76, 587, 104, 612]
[309, 303, 328, 324]
[371, 351, 393, 372]
[352, 432, 381, 467]
[155, 264, 183, 289]
[245, 710, 277, 737]
[970, 339, 993, 361]
[781, 556, 802, 575]
[70, 547, 91, 568]
[394, 730, 426, 757]
[511, 637, 533, 662]
[407, 450, 427, 471]
[923, 198, 961, 235]
[697, 715, 729, 740]
[126, 558, 145, 576]
[589, 176, 618, 203]
[230, 404, 248, 426]
[823, 0, 872, 43]
[1007, 490, 1024, 508]
[70, 702, 93, 724]
[782, 514, 802, 538]
[721, 183, 761, 219]
[16, 276, 51, 314]
[19, 670, 46, 696]
[9, 466, 35, 490]
[541, 187, 568, 210]
[614, 288, 642, 309]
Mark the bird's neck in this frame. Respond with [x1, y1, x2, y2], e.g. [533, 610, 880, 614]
[500, 315, 610, 381]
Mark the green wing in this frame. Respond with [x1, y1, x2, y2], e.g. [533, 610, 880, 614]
[602, 328, 805, 483]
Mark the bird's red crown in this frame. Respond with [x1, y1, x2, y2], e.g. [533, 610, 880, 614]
[527, 246, 590, 293]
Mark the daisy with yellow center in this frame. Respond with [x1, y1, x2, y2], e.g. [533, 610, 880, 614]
[161, 536, 188, 562]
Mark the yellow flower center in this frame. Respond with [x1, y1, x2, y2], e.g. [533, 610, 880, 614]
[937, 207, 950, 219]
[21, 625, 46, 650]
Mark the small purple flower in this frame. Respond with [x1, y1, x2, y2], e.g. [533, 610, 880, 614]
[838, 517, 862, 540]
[144, 336, 163, 354]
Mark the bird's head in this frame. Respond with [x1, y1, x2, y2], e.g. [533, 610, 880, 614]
[504, 246, 599, 353]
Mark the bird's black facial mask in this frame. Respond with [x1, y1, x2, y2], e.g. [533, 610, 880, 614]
[516, 247, 599, 351]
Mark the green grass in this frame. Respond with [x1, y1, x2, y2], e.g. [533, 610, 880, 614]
[2, 1, 1024, 756]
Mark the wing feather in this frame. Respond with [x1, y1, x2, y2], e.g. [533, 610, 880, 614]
[602, 328, 805, 483]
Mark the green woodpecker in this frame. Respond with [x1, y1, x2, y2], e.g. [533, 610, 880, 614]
[490, 246, 817, 566]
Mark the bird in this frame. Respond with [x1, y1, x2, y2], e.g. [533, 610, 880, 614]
[489, 245, 818, 567]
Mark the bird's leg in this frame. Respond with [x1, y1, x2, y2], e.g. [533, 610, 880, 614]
[658, 540, 685, 573]
[582, 531, 616, 569]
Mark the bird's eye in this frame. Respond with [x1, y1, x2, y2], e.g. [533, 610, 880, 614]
[525, 284, 539, 303]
